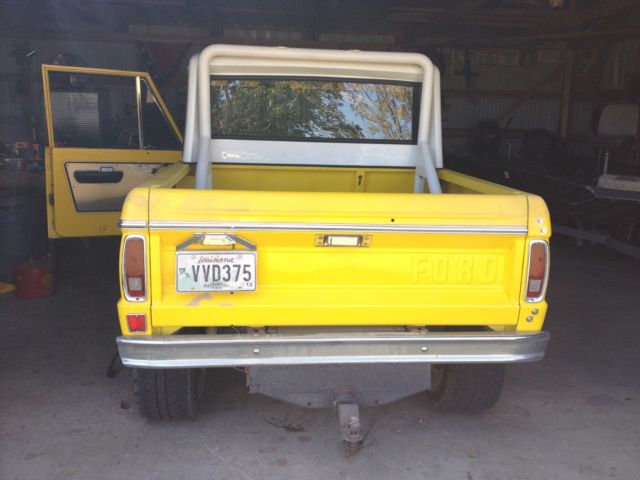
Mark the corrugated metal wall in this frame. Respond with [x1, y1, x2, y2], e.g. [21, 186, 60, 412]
[438, 47, 563, 156]
[436, 42, 639, 157]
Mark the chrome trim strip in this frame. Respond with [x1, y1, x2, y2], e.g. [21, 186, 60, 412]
[117, 331, 550, 369]
[119, 220, 147, 229]
[135, 76, 144, 150]
[148, 221, 527, 235]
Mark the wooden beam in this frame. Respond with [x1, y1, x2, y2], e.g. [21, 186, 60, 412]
[389, 5, 569, 26]
[418, 0, 640, 47]
[428, 0, 493, 23]
[556, 0, 640, 30]
[476, 0, 640, 45]
[444, 127, 537, 139]
[454, 28, 640, 48]
[443, 89, 562, 99]
[0, 28, 404, 51]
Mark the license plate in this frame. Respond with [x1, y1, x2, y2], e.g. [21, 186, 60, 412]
[176, 252, 256, 292]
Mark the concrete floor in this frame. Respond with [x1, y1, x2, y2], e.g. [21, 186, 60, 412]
[1, 238, 639, 480]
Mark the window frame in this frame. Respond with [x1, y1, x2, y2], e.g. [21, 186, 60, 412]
[43, 66, 183, 150]
[209, 75, 421, 145]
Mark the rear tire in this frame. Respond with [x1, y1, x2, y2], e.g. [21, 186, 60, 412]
[132, 368, 202, 420]
[430, 364, 505, 413]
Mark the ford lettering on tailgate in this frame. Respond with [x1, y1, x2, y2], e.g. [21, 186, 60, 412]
[176, 252, 256, 292]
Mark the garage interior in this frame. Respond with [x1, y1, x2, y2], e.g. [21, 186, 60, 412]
[1, 1, 639, 479]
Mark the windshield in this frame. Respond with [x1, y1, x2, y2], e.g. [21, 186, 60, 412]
[210, 77, 419, 143]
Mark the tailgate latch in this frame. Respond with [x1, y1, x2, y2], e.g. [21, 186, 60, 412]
[315, 234, 371, 247]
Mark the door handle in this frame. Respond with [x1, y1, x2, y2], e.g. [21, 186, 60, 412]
[73, 170, 124, 184]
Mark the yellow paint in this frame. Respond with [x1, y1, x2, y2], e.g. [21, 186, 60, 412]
[46, 148, 181, 237]
[139, 163, 190, 188]
[116, 169, 549, 334]
[42, 67, 549, 336]
[517, 194, 551, 331]
[438, 169, 523, 195]
[41, 65, 182, 238]
[121, 187, 150, 223]
[176, 165, 522, 195]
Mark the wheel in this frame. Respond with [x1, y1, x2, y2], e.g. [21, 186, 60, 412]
[429, 364, 505, 413]
[132, 368, 204, 420]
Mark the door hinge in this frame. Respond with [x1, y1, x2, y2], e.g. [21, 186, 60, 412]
[48, 193, 54, 206]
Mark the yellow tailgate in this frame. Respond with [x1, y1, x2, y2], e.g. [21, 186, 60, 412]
[119, 188, 543, 330]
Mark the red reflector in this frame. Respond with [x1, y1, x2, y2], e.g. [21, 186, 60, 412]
[526, 242, 548, 301]
[123, 237, 146, 300]
[127, 314, 146, 332]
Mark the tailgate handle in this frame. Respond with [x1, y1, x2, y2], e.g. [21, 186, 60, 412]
[177, 233, 256, 251]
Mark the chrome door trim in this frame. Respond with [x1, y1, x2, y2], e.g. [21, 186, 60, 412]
[119, 220, 147, 229]
[135, 76, 144, 149]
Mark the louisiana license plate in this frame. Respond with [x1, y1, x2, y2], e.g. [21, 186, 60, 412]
[176, 252, 256, 292]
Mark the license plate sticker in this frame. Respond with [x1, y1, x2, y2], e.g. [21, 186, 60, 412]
[176, 252, 256, 292]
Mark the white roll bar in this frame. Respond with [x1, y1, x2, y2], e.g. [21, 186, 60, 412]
[185, 44, 442, 193]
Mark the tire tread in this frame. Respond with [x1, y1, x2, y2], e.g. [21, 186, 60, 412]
[431, 364, 505, 413]
[132, 368, 196, 420]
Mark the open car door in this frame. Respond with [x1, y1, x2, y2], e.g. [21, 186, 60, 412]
[42, 65, 183, 237]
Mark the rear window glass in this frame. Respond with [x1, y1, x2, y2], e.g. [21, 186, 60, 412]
[210, 77, 419, 144]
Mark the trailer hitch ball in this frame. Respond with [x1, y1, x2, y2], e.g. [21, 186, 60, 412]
[337, 402, 364, 446]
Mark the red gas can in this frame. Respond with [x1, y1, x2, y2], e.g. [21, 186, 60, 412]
[14, 256, 56, 299]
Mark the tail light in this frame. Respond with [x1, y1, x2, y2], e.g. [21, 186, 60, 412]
[525, 240, 549, 302]
[122, 236, 146, 301]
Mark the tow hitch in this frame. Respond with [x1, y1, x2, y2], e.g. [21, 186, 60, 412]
[337, 401, 364, 447]
[248, 364, 431, 448]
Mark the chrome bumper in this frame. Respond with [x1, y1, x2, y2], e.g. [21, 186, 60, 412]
[117, 330, 550, 369]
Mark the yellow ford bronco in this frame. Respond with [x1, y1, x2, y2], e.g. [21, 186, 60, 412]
[43, 45, 550, 442]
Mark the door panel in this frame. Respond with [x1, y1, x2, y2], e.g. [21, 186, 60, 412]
[65, 163, 163, 211]
[42, 65, 182, 237]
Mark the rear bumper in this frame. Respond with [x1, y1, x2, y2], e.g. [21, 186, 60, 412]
[117, 329, 550, 369]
